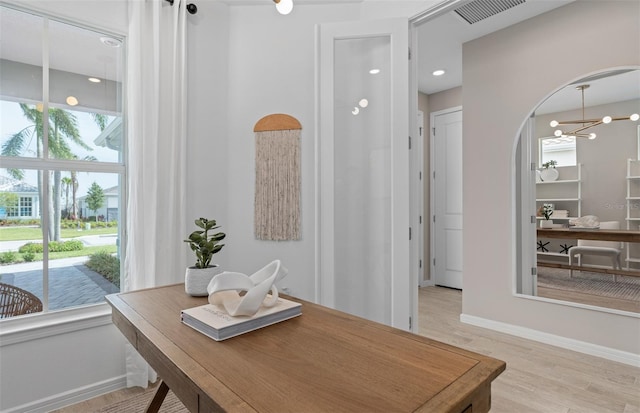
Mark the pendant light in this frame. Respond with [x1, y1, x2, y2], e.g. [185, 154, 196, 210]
[274, 0, 293, 15]
[550, 84, 639, 140]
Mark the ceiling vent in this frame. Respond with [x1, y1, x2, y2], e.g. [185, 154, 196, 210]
[454, 0, 526, 24]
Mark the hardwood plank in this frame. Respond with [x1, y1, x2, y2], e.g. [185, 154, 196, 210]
[419, 287, 640, 413]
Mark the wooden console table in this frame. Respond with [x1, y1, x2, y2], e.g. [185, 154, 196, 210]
[106, 284, 505, 413]
[537, 227, 640, 243]
[536, 228, 640, 277]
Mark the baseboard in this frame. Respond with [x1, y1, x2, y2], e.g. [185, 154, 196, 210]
[460, 314, 640, 367]
[2, 375, 127, 413]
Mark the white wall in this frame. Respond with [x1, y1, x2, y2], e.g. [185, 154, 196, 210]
[185, 1, 231, 267]
[223, 1, 443, 300]
[462, 0, 640, 355]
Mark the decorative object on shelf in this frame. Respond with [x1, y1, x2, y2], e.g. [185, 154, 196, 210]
[539, 160, 559, 181]
[569, 215, 600, 228]
[207, 259, 288, 317]
[536, 170, 542, 183]
[537, 240, 550, 252]
[540, 203, 554, 227]
[549, 84, 639, 140]
[254, 114, 302, 241]
[559, 244, 573, 254]
[184, 218, 226, 296]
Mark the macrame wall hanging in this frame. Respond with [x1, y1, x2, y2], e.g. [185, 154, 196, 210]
[254, 114, 302, 241]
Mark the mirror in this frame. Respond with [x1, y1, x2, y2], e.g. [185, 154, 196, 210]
[516, 68, 640, 314]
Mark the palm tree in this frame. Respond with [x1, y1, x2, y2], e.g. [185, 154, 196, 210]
[1, 103, 91, 240]
[61, 176, 72, 218]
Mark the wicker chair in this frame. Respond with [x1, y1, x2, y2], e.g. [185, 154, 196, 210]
[0, 282, 43, 318]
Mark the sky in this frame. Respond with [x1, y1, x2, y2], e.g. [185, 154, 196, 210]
[0, 100, 120, 197]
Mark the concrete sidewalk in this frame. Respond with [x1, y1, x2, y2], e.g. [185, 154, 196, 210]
[0, 257, 119, 311]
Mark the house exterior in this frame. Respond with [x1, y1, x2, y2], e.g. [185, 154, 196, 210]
[0, 175, 39, 220]
[77, 185, 119, 221]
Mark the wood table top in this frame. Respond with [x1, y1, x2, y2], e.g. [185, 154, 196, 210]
[107, 284, 505, 413]
[537, 227, 640, 242]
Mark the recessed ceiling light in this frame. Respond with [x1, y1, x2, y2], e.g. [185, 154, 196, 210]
[352, 107, 360, 115]
[66, 96, 79, 106]
[359, 99, 369, 108]
[432, 69, 446, 76]
[369, 69, 380, 75]
[88, 77, 101, 83]
[100, 36, 122, 48]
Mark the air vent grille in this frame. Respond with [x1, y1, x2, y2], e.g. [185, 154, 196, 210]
[454, 0, 526, 24]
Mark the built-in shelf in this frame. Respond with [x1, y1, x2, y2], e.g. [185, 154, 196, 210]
[536, 198, 581, 202]
[626, 159, 640, 269]
[536, 179, 580, 184]
[535, 165, 581, 261]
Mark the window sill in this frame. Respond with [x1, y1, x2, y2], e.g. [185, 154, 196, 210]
[0, 302, 113, 347]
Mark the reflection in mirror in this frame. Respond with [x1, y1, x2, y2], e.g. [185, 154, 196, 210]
[516, 68, 640, 313]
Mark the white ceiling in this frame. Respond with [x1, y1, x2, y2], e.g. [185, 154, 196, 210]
[2, 0, 636, 113]
[415, 0, 574, 95]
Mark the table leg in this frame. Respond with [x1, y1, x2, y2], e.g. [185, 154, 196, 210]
[145, 380, 170, 413]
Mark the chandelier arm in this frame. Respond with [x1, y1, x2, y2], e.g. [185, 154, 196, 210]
[566, 120, 602, 135]
[555, 118, 602, 125]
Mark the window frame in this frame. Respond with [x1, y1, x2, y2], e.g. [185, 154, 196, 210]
[0, 4, 127, 333]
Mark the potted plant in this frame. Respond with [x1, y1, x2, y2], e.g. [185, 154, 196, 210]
[184, 218, 226, 296]
[539, 160, 559, 181]
[540, 203, 554, 228]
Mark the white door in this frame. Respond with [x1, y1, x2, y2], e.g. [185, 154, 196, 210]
[318, 18, 413, 331]
[431, 108, 463, 289]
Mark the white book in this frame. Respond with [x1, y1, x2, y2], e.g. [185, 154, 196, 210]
[181, 297, 302, 341]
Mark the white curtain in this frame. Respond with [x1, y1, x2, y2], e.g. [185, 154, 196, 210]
[124, 0, 188, 388]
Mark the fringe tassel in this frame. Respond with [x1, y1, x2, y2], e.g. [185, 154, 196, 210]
[254, 130, 301, 240]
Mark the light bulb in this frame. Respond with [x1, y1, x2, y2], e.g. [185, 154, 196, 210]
[630, 113, 640, 121]
[602, 115, 612, 124]
[554, 129, 562, 137]
[359, 99, 369, 108]
[549, 120, 559, 128]
[275, 0, 293, 15]
[588, 133, 597, 140]
[66, 96, 78, 106]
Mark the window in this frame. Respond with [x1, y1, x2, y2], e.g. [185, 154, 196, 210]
[539, 136, 576, 167]
[0, 6, 125, 317]
[18, 197, 32, 217]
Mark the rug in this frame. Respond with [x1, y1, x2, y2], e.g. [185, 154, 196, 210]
[96, 388, 187, 413]
[537, 267, 640, 301]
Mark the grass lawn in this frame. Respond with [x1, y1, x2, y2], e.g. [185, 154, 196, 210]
[6, 244, 118, 264]
[0, 226, 118, 241]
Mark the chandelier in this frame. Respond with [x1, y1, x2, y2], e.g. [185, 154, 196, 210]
[550, 84, 639, 140]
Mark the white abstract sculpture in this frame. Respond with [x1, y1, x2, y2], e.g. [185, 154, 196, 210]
[207, 260, 288, 317]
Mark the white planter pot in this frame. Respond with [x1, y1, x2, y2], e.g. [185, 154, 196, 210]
[540, 219, 554, 228]
[539, 168, 559, 182]
[185, 265, 223, 296]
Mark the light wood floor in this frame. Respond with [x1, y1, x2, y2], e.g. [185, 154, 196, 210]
[419, 287, 640, 413]
[537, 284, 640, 313]
[57, 287, 640, 413]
